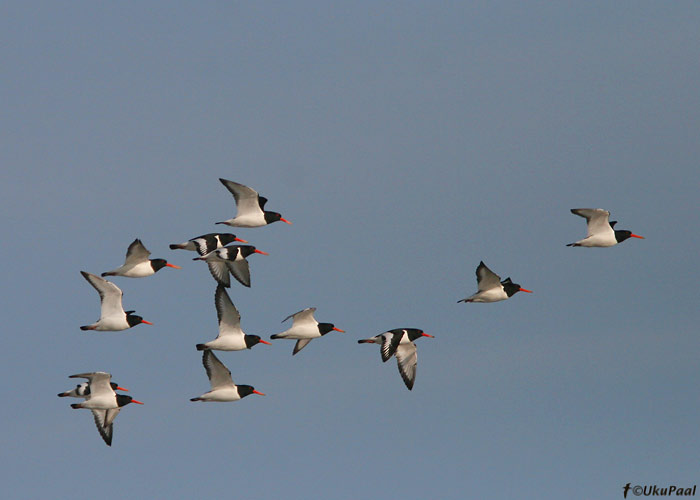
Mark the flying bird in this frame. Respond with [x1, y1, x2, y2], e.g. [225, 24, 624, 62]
[193, 245, 268, 288]
[67, 372, 143, 446]
[458, 261, 533, 303]
[169, 233, 248, 256]
[358, 328, 434, 390]
[79, 271, 153, 331]
[216, 178, 292, 227]
[270, 307, 344, 355]
[58, 381, 128, 398]
[567, 208, 644, 247]
[190, 350, 265, 402]
[196, 285, 272, 351]
[101, 239, 181, 278]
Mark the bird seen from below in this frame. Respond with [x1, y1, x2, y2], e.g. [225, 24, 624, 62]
[79, 271, 153, 331]
[567, 208, 644, 247]
[270, 307, 345, 355]
[458, 261, 533, 303]
[190, 350, 265, 402]
[102, 238, 181, 278]
[216, 178, 292, 227]
[65, 372, 143, 446]
[196, 285, 272, 351]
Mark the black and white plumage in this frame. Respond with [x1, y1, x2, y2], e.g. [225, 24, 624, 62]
[458, 261, 533, 303]
[216, 178, 292, 227]
[66, 372, 143, 446]
[196, 285, 272, 351]
[193, 245, 268, 288]
[101, 239, 181, 278]
[58, 381, 127, 398]
[358, 328, 434, 390]
[270, 307, 345, 355]
[190, 350, 265, 402]
[567, 208, 644, 247]
[169, 233, 248, 256]
[79, 271, 153, 331]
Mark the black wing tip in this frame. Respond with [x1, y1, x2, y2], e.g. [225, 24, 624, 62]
[400, 372, 415, 390]
[79, 326, 90, 331]
[169, 244, 181, 250]
[190, 397, 201, 402]
[195, 344, 207, 351]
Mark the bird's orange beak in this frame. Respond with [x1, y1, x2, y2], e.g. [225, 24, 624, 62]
[519, 288, 533, 293]
[255, 249, 269, 256]
[259, 339, 272, 345]
[131, 399, 144, 405]
[166, 263, 181, 269]
[630, 234, 644, 239]
[253, 390, 265, 396]
[116, 386, 129, 392]
[333, 327, 345, 332]
[235, 237, 248, 243]
[281, 217, 292, 225]
[141, 320, 153, 325]
[422, 333, 435, 338]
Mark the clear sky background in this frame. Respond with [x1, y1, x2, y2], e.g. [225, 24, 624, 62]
[2, 2, 699, 499]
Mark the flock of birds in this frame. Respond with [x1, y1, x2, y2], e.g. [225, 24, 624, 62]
[57, 179, 644, 446]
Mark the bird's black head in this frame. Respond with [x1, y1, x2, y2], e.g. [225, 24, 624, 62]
[116, 394, 134, 407]
[150, 258, 169, 271]
[614, 229, 644, 243]
[126, 312, 142, 327]
[237, 245, 268, 259]
[264, 211, 292, 225]
[501, 278, 521, 297]
[244, 334, 271, 348]
[237, 385, 263, 398]
[218, 233, 239, 246]
[238, 245, 256, 258]
[501, 278, 533, 297]
[405, 328, 429, 342]
[126, 312, 152, 327]
[318, 323, 344, 335]
[150, 258, 180, 272]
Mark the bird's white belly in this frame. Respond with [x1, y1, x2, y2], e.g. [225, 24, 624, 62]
[120, 262, 155, 277]
[278, 325, 320, 339]
[96, 315, 129, 331]
[202, 388, 241, 402]
[229, 213, 265, 227]
[472, 288, 508, 303]
[577, 234, 617, 247]
[206, 335, 248, 351]
[83, 395, 117, 410]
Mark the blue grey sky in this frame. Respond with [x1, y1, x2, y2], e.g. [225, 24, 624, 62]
[2, 2, 699, 499]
